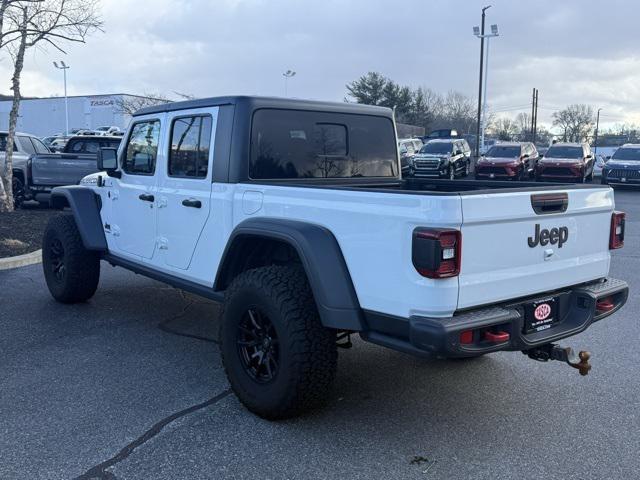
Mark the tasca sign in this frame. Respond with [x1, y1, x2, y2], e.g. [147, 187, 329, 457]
[89, 97, 115, 108]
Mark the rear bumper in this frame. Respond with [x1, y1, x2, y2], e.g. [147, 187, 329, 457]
[360, 277, 628, 358]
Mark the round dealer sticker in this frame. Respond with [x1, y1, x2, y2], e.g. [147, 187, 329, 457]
[534, 303, 552, 321]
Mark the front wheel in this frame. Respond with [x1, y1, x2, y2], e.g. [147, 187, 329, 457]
[42, 214, 100, 303]
[220, 265, 337, 419]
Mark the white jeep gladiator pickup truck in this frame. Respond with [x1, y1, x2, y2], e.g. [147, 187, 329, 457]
[42, 96, 628, 419]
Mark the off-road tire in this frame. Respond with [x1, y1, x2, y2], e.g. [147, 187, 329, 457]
[220, 265, 337, 419]
[42, 214, 100, 303]
[12, 176, 25, 209]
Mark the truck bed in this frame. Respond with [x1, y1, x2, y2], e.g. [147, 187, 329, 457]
[251, 177, 600, 195]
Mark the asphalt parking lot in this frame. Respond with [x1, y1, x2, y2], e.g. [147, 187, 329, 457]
[1, 186, 639, 480]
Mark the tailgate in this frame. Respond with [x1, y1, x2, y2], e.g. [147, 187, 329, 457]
[31, 154, 98, 186]
[458, 187, 613, 309]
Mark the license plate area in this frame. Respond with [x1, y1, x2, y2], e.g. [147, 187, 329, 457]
[523, 297, 558, 334]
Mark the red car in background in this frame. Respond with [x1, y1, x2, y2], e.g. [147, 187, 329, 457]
[475, 142, 539, 180]
[535, 142, 595, 183]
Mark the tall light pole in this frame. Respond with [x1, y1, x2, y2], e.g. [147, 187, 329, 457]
[53, 61, 70, 136]
[474, 18, 499, 156]
[473, 6, 491, 159]
[283, 70, 296, 97]
[594, 107, 602, 155]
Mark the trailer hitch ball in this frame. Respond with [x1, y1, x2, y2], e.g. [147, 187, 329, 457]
[524, 344, 592, 376]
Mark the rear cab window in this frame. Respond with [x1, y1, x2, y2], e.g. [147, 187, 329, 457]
[31, 137, 49, 153]
[168, 115, 213, 178]
[17, 136, 35, 155]
[249, 109, 398, 179]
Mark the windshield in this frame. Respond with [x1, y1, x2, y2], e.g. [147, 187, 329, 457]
[545, 146, 583, 159]
[612, 148, 640, 161]
[420, 142, 452, 154]
[486, 146, 520, 158]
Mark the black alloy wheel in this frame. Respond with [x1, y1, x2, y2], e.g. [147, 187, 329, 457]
[237, 307, 279, 383]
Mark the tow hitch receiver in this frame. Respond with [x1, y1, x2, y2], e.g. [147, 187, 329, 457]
[523, 344, 592, 376]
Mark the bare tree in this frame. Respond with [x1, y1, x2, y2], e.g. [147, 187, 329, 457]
[114, 93, 173, 116]
[490, 116, 519, 141]
[515, 112, 531, 137]
[552, 104, 595, 143]
[0, 0, 102, 212]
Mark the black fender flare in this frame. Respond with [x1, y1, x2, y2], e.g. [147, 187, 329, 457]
[215, 218, 364, 331]
[50, 186, 107, 252]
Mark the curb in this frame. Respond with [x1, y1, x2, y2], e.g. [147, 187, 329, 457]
[0, 249, 42, 271]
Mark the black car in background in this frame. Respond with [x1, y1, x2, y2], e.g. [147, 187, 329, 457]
[421, 129, 458, 142]
[409, 138, 471, 179]
[398, 138, 422, 176]
[602, 144, 640, 186]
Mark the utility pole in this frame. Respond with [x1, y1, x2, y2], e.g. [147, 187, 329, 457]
[53, 61, 70, 136]
[594, 108, 602, 155]
[533, 89, 539, 144]
[474, 6, 491, 159]
[530, 88, 536, 142]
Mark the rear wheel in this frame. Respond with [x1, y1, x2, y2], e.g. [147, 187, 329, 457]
[12, 176, 25, 209]
[220, 265, 337, 419]
[42, 214, 100, 303]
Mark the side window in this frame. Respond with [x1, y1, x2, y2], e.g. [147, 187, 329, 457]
[122, 120, 161, 175]
[168, 115, 212, 178]
[31, 137, 49, 154]
[102, 139, 122, 149]
[69, 141, 84, 153]
[17, 136, 35, 155]
[84, 141, 100, 154]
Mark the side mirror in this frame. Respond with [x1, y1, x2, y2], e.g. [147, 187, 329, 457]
[606, 156, 611, 161]
[97, 147, 120, 177]
[539, 154, 544, 158]
[522, 154, 529, 159]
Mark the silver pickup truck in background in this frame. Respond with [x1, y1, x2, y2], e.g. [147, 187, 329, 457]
[26, 135, 121, 206]
[0, 131, 50, 208]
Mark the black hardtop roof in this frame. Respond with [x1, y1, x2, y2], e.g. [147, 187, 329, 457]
[133, 95, 394, 118]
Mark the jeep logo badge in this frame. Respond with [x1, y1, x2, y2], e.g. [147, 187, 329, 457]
[528, 224, 569, 248]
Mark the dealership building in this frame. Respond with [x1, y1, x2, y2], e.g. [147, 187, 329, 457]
[0, 93, 154, 137]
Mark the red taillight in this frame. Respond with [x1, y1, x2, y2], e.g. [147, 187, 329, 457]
[610, 211, 625, 249]
[412, 228, 461, 279]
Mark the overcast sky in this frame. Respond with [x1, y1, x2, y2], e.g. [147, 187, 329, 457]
[2, 0, 639, 130]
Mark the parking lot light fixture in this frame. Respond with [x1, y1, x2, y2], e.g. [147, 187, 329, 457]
[53, 61, 70, 136]
[283, 70, 296, 97]
[474, 17, 499, 155]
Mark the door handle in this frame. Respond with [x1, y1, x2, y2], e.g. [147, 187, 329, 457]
[139, 193, 155, 202]
[182, 198, 202, 208]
